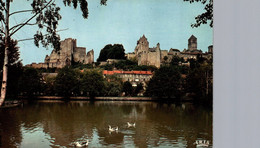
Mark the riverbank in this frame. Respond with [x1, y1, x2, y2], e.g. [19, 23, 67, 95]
[17, 96, 195, 102]
[19, 96, 156, 101]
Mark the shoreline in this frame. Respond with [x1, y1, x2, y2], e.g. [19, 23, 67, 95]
[17, 96, 194, 102]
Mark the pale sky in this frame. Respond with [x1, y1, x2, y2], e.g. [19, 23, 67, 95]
[9, 0, 213, 65]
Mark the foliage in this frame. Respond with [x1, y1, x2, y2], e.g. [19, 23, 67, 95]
[0, 39, 22, 98]
[54, 66, 80, 97]
[100, 59, 158, 71]
[104, 81, 122, 97]
[99, 63, 113, 70]
[133, 83, 143, 96]
[170, 56, 184, 66]
[0, 39, 20, 66]
[185, 60, 213, 100]
[71, 62, 94, 69]
[184, 0, 213, 27]
[97, 44, 126, 62]
[6, 63, 23, 98]
[114, 60, 137, 70]
[145, 66, 182, 99]
[31, 0, 107, 49]
[122, 81, 133, 96]
[80, 69, 106, 98]
[18, 67, 43, 96]
[43, 75, 56, 96]
[37, 67, 57, 73]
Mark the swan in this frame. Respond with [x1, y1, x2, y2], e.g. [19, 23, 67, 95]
[127, 122, 136, 127]
[194, 140, 210, 147]
[108, 125, 118, 132]
[74, 140, 89, 147]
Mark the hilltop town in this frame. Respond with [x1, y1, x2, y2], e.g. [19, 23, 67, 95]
[125, 35, 212, 68]
[22, 35, 213, 98]
[26, 35, 212, 69]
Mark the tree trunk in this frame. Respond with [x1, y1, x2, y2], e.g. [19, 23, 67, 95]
[0, 1, 10, 106]
[0, 46, 8, 106]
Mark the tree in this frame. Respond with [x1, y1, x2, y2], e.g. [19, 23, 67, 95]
[0, 0, 108, 106]
[185, 60, 213, 100]
[105, 81, 122, 97]
[43, 75, 56, 96]
[97, 44, 126, 62]
[0, 39, 22, 98]
[81, 69, 105, 98]
[184, 0, 213, 27]
[54, 66, 80, 97]
[122, 81, 133, 96]
[133, 83, 143, 96]
[18, 67, 43, 97]
[170, 56, 184, 66]
[145, 66, 182, 99]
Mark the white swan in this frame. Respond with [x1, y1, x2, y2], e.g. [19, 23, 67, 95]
[108, 125, 118, 132]
[127, 122, 136, 127]
[194, 140, 210, 147]
[75, 140, 89, 147]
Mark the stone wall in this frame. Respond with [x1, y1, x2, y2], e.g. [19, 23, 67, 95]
[86, 49, 94, 64]
[160, 50, 168, 61]
[74, 47, 86, 63]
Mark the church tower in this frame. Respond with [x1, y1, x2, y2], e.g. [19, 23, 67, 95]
[188, 35, 197, 51]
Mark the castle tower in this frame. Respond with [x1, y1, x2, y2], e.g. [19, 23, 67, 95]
[135, 35, 149, 66]
[188, 35, 197, 51]
[208, 45, 213, 53]
[156, 43, 160, 49]
[135, 35, 149, 55]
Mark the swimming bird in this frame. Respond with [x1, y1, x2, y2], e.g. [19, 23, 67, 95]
[74, 140, 89, 147]
[194, 140, 210, 147]
[108, 125, 118, 132]
[127, 122, 136, 127]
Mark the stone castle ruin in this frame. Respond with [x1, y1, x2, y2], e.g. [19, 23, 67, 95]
[126, 35, 213, 68]
[27, 38, 94, 68]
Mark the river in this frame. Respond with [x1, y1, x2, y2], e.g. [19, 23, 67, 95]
[0, 101, 212, 148]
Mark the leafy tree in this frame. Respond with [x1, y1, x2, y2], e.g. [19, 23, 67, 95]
[0, 0, 108, 106]
[100, 63, 113, 70]
[43, 75, 56, 96]
[114, 60, 137, 70]
[104, 81, 122, 97]
[0, 39, 22, 98]
[170, 56, 184, 66]
[5, 63, 23, 98]
[97, 44, 126, 62]
[145, 66, 182, 99]
[184, 0, 213, 27]
[71, 62, 94, 69]
[81, 69, 105, 98]
[133, 83, 143, 96]
[18, 67, 43, 97]
[185, 60, 213, 100]
[122, 81, 133, 96]
[54, 66, 80, 97]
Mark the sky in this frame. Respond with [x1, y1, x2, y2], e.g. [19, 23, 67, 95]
[9, 0, 213, 65]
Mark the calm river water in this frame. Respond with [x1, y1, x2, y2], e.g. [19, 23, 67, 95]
[0, 101, 212, 148]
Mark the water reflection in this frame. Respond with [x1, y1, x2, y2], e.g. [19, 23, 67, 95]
[0, 101, 212, 147]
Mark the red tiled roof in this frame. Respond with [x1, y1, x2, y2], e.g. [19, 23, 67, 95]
[103, 70, 152, 75]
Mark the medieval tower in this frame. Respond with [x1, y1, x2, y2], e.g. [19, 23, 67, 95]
[188, 35, 197, 51]
[29, 38, 94, 69]
[134, 35, 161, 68]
